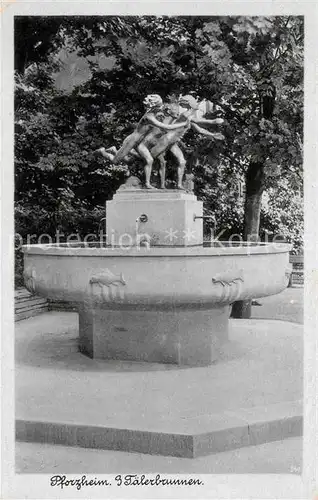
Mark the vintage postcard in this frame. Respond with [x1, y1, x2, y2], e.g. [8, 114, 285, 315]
[1, 1, 317, 499]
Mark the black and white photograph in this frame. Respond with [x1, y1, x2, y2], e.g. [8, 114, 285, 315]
[1, 3, 317, 499]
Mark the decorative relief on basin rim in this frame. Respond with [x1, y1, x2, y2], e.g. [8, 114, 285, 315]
[89, 269, 126, 301]
[212, 269, 244, 303]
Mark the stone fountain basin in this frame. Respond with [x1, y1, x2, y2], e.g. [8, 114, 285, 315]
[23, 243, 292, 309]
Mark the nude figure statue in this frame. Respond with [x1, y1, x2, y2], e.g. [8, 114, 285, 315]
[96, 94, 224, 189]
[95, 94, 188, 188]
[148, 95, 224, 189]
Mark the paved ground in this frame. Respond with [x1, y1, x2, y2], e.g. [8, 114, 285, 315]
[251, 287, 303, 324]
[16, 314, 302, 429]
[16, 437, 302, 474]
[15, 286, 303, 474]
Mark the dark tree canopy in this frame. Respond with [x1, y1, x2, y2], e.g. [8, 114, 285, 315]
[14, 15, 304, 289]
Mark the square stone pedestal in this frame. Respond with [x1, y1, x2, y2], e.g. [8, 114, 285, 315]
[79, 306, 230, 366]
[106, 188, 203, 247]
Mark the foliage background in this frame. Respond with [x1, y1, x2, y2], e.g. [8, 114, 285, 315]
[14, 16, 303, 286]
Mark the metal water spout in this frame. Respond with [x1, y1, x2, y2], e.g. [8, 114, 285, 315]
[135, 214, 149, 247]
[193, 214, 216, 243]
[98, 217, 107, 245]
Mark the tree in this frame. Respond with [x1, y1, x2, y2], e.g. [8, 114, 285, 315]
[14, 17, 66, 73]
[14, 16, 303, 296]
[260, 178, 303, 253]
[211, 16, 304, 316]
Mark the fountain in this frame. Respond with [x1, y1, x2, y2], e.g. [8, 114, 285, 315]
[18, 94, 299, 460]
[23, 211, 291, 366]
[22, 94, 292, 367]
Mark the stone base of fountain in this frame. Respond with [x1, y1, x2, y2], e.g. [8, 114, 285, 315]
[79, 305, 230, 366]
[106, 188, 203, 247]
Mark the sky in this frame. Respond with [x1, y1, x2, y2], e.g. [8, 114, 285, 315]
[54, 48, 115, 92]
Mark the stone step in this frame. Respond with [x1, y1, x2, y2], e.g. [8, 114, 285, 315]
[15, 289, 33, 298]
[16, 295, 47, 305]
[15, 288, 49, 322]
[15, 306, 49, 322]
[15, 297, 48, 310]
[16, 406, 302, 459]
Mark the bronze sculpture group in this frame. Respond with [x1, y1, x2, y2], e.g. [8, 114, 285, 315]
[96, 94, 224, 189]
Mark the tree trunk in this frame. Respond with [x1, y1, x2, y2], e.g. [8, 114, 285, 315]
[231, 161, 265, 319]
[232, 70, 276, 319]
[243, 160, 265, 240]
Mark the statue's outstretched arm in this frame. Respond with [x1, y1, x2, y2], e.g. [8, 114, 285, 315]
[191, 117, 224, 126]
[191, 122, 225, 140]
[146, 114, 188, 131]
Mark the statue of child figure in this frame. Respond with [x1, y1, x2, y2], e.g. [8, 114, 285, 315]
[96, 94, 188, 189]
